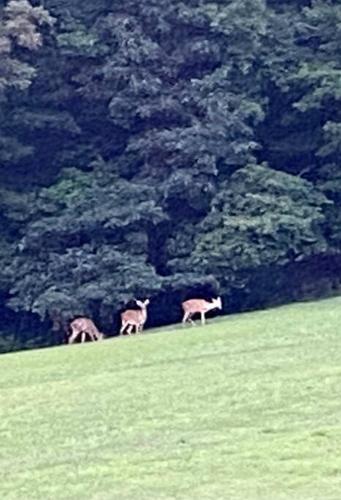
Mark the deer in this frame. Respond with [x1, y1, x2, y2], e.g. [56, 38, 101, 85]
[182, 297, 222, 326]
[120, 299, 150, 335]
[68, 317, 104, 344]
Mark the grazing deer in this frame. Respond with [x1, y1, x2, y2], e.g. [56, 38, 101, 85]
[182, 297, 222, 326]
[120, 299, 150, 335]
[68, 317, 104, 344]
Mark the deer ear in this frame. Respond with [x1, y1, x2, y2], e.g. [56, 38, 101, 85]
[145, 299, 150, 305]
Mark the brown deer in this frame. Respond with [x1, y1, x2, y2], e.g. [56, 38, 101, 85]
[68, 317, 104, 344]
[182, 297, 222, 326]
[120, 299, 150, 335]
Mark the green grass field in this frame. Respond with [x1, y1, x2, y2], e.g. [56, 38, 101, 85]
[1, 297, 341, 500]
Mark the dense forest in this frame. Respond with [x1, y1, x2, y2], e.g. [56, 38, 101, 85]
[0, 0, 340, 352]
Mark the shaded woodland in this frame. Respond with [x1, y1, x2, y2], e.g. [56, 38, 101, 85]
[0, 0, 340, 352]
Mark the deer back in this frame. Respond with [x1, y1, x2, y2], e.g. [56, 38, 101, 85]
[70, 317, 99, 335]
[121, 309, 144, 325]
[182, 299, 210, 313]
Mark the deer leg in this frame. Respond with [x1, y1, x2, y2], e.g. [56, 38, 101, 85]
[120, 322, 127, 335]
[189, 313, 196, 326]
[186, 312, 196, 326]
[201, 312, 206, 325]
[68, 331, 80, 344]
[182, 312, 196, 326]
[182, 311, 190, 325]
[127, 324, 133, 335]
[88, 331, 96, 342]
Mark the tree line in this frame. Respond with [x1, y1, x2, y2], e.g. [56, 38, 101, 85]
[0, 0, 340, 352]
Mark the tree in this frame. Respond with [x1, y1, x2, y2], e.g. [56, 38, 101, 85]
[0, 0, 54, 94]
[0, 0, 340, 352]
[3, 167, 165, 332]
[167, 165, 332, 307]
[0, 0, 55, 168]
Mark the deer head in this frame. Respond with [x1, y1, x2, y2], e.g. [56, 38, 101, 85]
[213, 296, 222, 310]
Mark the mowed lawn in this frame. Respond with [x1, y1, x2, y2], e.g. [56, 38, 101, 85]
[1, 298, 341, 499]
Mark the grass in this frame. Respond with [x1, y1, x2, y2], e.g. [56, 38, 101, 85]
[1, 297, 341, 499]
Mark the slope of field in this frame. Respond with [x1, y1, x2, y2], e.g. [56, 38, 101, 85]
[1, 298, 341, 500]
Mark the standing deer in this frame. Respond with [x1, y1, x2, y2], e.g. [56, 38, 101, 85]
[68, 317, 104, 344]
[120, 299, 150, 335]
[182, 297, 222, 326]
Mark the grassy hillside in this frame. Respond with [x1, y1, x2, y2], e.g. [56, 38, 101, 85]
[1, 298, 341, 500]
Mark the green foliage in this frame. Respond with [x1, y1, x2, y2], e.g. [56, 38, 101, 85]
[56, 29, 101, 56]
[4, 168, 165, 325]
[8, 246, 163, 320]
[168, 165, 331, 290]
[0, 0, 340, 350]
[0, 0, 54, 93]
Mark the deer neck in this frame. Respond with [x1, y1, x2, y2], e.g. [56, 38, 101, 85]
[140, 307, 147, 322]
